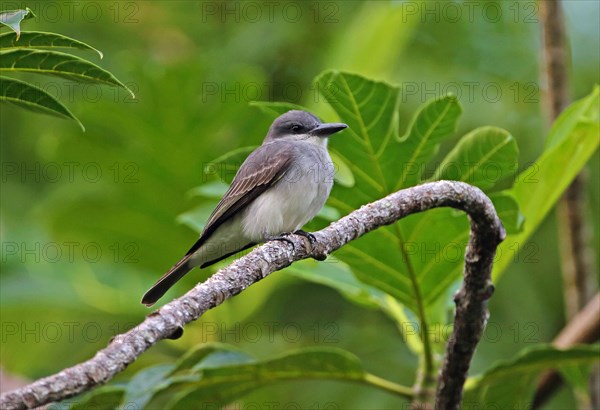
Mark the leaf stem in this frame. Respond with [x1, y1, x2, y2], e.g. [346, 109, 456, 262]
[364, 373, 414, 399]
[395, 226, 436, 394]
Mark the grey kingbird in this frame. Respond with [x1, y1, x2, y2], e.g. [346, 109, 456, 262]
[142, 110, 348, 306]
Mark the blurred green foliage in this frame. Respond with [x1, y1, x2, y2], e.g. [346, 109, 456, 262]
[1, 1, 599, 409]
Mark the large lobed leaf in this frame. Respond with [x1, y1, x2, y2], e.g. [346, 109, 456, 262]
[313, 71, 517, 314]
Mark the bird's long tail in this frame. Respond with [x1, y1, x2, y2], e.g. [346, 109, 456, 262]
[141, 256, 194, 306]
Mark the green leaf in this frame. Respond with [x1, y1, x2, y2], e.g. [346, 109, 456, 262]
[397, 95, 463, 189]
[493, 87, 600, 278]
[286, 258, 424, 354]
[250, 100, 307, 117]
[313, 72, 410, 308]
[316, 204, 341, 222]
[395, 125, 520, 299]
[203, 146, 257, 184]
[171, 343, 255, 373]
[395, 207, 470, 307]
[429, 126, 519, 190]
[142, 344, 388, 409]
[0, 31, 103, 58]
[488, 192, 524, 235]
[464, 344, 600, 408]
[187, 180, 229, 198]
[329, 150, 355, 187]
[130, 344, 413, 408]
[65, 386, 125, 410]
[0, 8, 35, 39]
[0, 49, 134, 97]
[0, 76, 84, 130]
[177, 202, 215, 233]
[316, 70, 403, 199]
[546, 85, 600, 149]
[287, 258, 393, 311]
[122, 364, 175, 409]
[391, 126, 520, 305]
[559, 363, 595, 405]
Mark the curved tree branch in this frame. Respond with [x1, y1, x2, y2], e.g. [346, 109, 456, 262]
[0, 181, 505, 410]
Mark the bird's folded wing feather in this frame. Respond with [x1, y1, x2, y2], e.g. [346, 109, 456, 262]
[184, 142, 295, 256]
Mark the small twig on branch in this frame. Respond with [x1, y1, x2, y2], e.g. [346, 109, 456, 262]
[0, 181, 505, 410]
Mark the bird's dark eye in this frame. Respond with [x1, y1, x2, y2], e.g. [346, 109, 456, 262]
[291, 124, 302, 133]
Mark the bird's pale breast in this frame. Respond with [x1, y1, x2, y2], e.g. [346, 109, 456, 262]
[242, 141, 333, 241]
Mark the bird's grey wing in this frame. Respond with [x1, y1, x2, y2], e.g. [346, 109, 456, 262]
[183, 143, 294, 256]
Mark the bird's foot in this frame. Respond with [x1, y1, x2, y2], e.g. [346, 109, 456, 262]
[167, 326, 184, 340]
[265, 232, 296, 248]
[294, 230, 327, 261]
[293, 230, 317, 246]
[265, 231, 327, 261]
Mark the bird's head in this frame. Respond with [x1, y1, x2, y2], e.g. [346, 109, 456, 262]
[264, 110, 347, 146]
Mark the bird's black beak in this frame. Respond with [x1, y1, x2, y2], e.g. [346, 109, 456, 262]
[309, 122, 348, 137]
